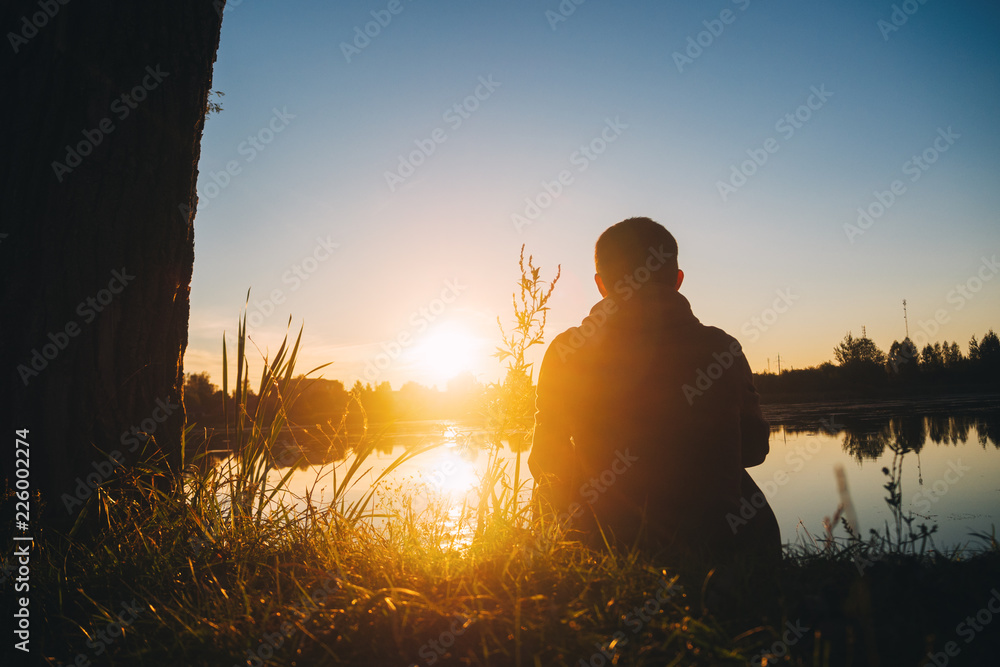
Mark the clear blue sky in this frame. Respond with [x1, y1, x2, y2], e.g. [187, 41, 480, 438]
[185, 0, 1000, 389]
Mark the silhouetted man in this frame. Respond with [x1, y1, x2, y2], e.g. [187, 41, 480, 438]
[528, 217, 780, 562]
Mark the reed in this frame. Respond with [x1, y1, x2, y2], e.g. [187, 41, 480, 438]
[16, 266, 1000, 667]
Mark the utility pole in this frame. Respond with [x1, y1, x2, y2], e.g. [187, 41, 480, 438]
[903, 299, 909, 339]
[777, 353, 781, 374]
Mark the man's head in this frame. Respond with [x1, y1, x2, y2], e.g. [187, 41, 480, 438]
[594, 217, 682, 297]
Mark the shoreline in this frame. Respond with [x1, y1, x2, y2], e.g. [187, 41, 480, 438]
[758, 390, 1000, 428]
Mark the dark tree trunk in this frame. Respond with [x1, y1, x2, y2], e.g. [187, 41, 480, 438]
[1, 1, 224, 526]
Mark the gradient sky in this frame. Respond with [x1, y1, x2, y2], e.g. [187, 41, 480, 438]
[184, 0, 1000, 390]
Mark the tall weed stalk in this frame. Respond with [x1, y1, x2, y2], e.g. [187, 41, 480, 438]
[475, 245, 560, 537]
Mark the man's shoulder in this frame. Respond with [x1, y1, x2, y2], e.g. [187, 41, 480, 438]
[698, 324, 744, 354]
[545, 300, 619, 356]
[544, 324, 591, 365]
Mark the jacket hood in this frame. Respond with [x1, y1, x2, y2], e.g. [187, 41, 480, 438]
[588, 283, 700, 330]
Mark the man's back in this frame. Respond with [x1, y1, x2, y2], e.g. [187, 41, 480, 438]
[529, 281, 772, 556]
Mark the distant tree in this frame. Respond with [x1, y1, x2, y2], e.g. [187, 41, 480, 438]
[921, 343, 945, 372]
[890, 413, 927, 454]
[943, 341, 963, 368]
[980, 330, 1000, 368]
[834, 330, 886, 385]
[344, 379, 395, 420]
[289, 378, 349, 424]
[833, 333, 852, 365]
[969, 334, 981, 362]
[371, 381, 394, 416]
[183, 372, 219, 420]
[842, 427, 890, 461]
[397, 381, 433, 419]
[887, 338, 920, 377]
[760, 327, 998, 395]
[834, 331, 886, 367]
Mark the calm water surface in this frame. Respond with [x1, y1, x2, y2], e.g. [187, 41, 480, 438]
[262, 401, 999, 551]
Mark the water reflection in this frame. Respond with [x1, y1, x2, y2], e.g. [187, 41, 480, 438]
[777, 411, 999, 461]
[260, 411, 998, 473]
[754, 404, 998, 549]
[201, 402, 998, 551]
[255, 419, 532, 473]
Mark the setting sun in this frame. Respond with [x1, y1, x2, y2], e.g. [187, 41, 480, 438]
[408, 322, 481, 386]
[13, 1, 1000, 663]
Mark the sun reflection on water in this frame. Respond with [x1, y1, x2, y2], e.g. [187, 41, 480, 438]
[207, 421, 530, 552]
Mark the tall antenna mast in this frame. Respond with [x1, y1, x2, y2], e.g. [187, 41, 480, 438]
[903, 299, 909, 339]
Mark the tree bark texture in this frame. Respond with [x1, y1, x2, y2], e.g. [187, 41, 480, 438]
[1, 0, 225, 522]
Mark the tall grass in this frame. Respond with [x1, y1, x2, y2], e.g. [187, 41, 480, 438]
[473, 245, 560, 539]
[207, 300, 432, 531]
[17, 265, 1000, 667]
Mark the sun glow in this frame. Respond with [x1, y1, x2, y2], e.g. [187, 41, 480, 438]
[409, 323, 481, 386]
[425, 449, 478, 496]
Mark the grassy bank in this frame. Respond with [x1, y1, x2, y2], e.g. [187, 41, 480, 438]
[10, 255, 1000, 667]
[15, 448, 1000, 667]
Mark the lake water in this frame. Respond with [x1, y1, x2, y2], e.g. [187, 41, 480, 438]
[258, 397, 999, 551]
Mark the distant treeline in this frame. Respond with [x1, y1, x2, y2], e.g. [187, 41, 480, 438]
[754, 329, 1000, 399]
[184, 330, 1000, 422]
[183, 371, 485, 427]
